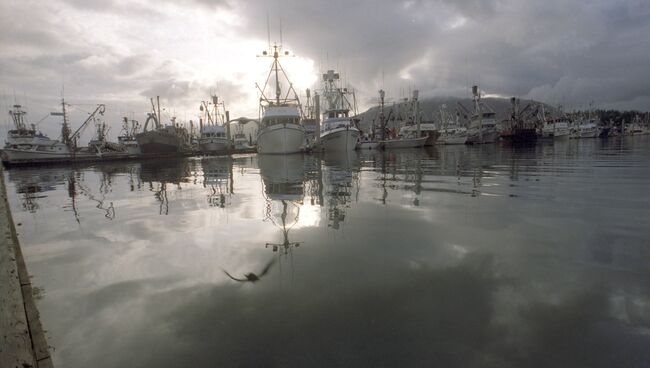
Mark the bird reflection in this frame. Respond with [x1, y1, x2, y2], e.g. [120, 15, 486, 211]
[222, 258, 276, 283]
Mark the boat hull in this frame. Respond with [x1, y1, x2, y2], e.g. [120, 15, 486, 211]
[438, 134, 467, 145]
[318, 127, 360, 152]
[466, 128, 499, 144]
[503, 129, 537, 144]
[380, 136, 427, 149]
[257, 123, 305, 154]
[136, 131, 183, 153]
[1, 147, 132, 164]
[540, 128, 571, 140]
[198, 138, 230, 152]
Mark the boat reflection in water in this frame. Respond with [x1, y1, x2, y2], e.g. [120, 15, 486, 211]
[6, 168, 65, 213]
[320, 151, 360, 229]
[201, 157, 234, 208]
[258, 154, 305, 255]
[139, 159, 193, 215]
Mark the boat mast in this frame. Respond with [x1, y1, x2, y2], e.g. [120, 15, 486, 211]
[472, 85, 482, 143]
[413, 90, 420, 137]
[157, 96, 162, 129]
[274, 45, 281, 105]
[379, 89, 385, 141]
[60, 98, 72, 147]
[9, 105, 28, 131]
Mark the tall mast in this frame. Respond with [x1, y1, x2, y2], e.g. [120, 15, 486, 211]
[379, 89, 385, 141]
[274, 45, 281, 105]
[472, 85, 482, 143]
[61, 98, 71, 146]
[157, 96, 162, 129]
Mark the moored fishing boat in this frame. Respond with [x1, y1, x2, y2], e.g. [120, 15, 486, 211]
[436, 105, 468, 145]
[537, 105, 570, 140]
[380, 90, 427, 149]
[135, 96, 191, 153]
[256, 44, 306, 154]
[2, 100, 129, 164]
[117, 117, 141, 154]
[502, 97, 537, 144]
[465, 86, 499, 144]
[315, 69, 361, 152]
[198, 96, 231, 152]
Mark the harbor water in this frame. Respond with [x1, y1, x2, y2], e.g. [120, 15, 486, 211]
[4, 136, 650, 367]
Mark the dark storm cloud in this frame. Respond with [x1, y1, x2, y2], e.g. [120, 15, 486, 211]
[229, 0, 650, 109]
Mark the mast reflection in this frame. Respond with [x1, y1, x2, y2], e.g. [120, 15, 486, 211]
[258, 154, 306, 255]
[140, 159, 192, 215]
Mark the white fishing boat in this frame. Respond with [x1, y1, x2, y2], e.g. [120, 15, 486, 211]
[315, 70, 361, 152]
[571, 120, 599, 138]
[198, 96, 231, 152]
[117, 117, 141, 154]
[539, 119, 571, 139]
[434, 104, 467, 145]
[399, 122, 438, 146]
[199, 125, 229, 152]
[537, 105, 570, 140]
[380, 90, 427, 149]
[256, 44, 306, 154]
[570, 105, 601, 139]
[2, 100, 127, 164]
[465, 86, 499, 144]
[438, 127, 468, 145]
[629, 115, 650, 135]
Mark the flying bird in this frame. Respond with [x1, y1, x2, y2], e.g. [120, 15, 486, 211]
[222, 258, 276, 282]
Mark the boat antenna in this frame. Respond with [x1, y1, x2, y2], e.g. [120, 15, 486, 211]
[266, 11, 271, 49]
[279, 13, 283, 46]
[157, 96, 162, 128]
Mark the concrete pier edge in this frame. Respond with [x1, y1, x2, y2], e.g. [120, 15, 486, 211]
[0, 165, 53, 368]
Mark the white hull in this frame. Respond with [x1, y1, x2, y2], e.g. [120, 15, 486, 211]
[438, 133, 467, 145]
[2, 148, 81, 161]
[318, 127, 360, 152]
[198, 137, 230, 152]
[466, 128, 499, 144]
[380, 136, 427, 149]
[257, 123, 305, 154]
[1, 147, 131, 163]
[571, 128, 599, 139]
[540, 129, 571, 139]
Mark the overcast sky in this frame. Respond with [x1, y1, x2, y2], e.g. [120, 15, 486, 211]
[1, 0, 649, 138]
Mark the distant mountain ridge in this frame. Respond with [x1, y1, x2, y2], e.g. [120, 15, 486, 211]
[355, 96, 557, 131]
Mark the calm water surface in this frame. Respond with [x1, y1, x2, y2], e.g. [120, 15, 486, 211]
[5, 137, 650, 367]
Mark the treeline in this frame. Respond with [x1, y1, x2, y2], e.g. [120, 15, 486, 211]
[594, 109, 649, 124]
